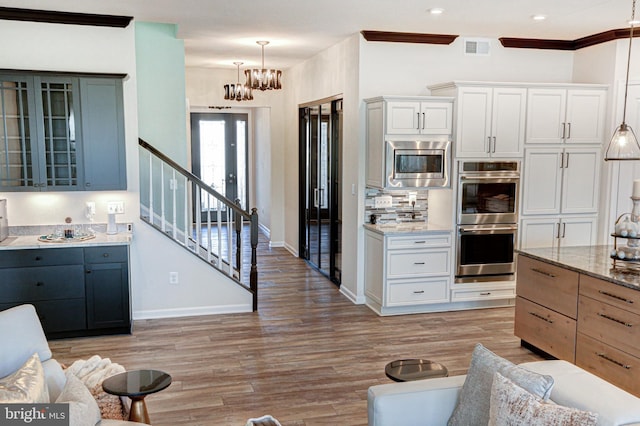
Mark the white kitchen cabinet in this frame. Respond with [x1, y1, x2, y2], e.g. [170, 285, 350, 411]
[365, 96, 453, 189]
[385, 100, 453, 135]
[364, 229, 452, 315]
[521, 147, 600, 215]
[429, 83, 526, 158]
[526, 88, 607, 145]
[519, 215, 598, 250]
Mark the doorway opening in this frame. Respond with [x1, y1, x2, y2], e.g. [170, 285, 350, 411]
[299, 98, 343, 286]
[190, 112, 249, 222]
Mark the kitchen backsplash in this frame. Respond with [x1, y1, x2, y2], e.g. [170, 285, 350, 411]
[365, 188, 429, 224]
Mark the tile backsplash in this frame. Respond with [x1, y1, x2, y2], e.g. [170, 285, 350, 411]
[365, 188, 429, 224]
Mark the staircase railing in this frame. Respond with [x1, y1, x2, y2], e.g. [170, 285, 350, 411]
[138, 138, 259, 311]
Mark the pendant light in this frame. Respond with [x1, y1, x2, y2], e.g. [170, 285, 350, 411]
[605, 0, 640, 161]
[245, 41, 282, 91]
[223, 62, 253, 102]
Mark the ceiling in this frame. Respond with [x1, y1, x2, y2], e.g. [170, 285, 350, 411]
[0, 0, 635, 69]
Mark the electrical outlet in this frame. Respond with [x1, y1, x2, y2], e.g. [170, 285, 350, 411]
[408, 192, 417, 204]
[107, 201, 125, 214]
[169, 272, 179, 285]
[85, 201, 96, 216]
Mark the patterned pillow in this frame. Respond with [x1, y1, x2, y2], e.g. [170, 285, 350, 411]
[0, 353, 49, 403]
[448, 343, 554, 426]
[489, 372, 598, 426]
[56, 371, 102, 426]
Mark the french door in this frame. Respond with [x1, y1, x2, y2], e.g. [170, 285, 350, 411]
[299, 99, 342, 285]
[190, 112, 248, 222]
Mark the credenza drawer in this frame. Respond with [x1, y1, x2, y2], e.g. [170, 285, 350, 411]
[576, 333, 640, 397]
[578, 295, 640, 358]
[0, 265, 85, 302]
[517, 255, 579, 318]
[387, 249, 450, 278]
[580, 274, 640, 316]
[515, 296, 576, 362]
[387, 279, 449, 306]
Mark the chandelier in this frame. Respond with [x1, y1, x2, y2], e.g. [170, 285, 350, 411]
[245, 41, 282, 91]
[223, 62, 253, 102]
[605, 0, 640, 160]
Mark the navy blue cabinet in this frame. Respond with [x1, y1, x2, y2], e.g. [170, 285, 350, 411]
[0, 245, 131, 338]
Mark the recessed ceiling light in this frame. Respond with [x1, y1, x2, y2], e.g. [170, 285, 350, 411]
[429, 8, 444, 15]
[532, 14, 547, 21]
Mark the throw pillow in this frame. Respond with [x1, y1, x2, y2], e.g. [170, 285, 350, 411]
[0, 352, 49, 403]
[56, 371, 102, 426]
[447, 343, 554, 426]
[489, 372, 598, 426]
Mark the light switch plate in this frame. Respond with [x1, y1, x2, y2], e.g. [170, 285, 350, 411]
[107, 201, 125, 214]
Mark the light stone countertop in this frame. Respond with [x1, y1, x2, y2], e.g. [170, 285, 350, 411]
[0, 232, 132, 250]
[517, 245, 640, 291]
[363, 222, 452, 235]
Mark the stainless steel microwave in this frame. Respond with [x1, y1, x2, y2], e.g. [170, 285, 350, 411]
[386, 140, 451, 188]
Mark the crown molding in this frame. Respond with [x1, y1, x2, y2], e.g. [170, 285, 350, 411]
[0, 6, 132, 28]
[361, 30, 458, 45]
[500, 28, 640, 50]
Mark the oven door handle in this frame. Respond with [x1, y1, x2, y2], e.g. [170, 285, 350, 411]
[459, 226, 518, 233]
[459, 176, 520, 180]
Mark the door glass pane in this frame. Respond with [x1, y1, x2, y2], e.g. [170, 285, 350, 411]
[199, 120, 226, 213]
[41, 81, 77, 187]
[236, 119, 247, 211]
[0, 80, 34, 187]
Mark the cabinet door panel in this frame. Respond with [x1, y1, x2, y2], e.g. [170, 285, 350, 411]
[386, 101, 420, 134]
[580, 274, 640, 315]
[85, 262, 130, 329]
[519, 217, 558, 250]
[456, 87, 492, 158]
[387, 278, 449, 305]
[522, 148, 563, 215]
[561, 216, 597, 247]
[421, 102, 452, 134]
[561, 148, 600, 213]
[0, 299, 86, 334]
[80, 78, 126, 190]
[515, 296, 576, 362]
[565, 89, 606, 144]
[387, 249, 450, 278]
[366, 102, 385, 188]
[526, 89, 566, 144]
[0, 265, 84, 302]
[491, 88, 526, 157]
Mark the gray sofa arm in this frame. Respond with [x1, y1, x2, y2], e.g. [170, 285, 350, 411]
[368, 375, 466, 426]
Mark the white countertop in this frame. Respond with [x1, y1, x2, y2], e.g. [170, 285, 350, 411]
[363, 222, 452, 235]
[0, 232, 132, 250]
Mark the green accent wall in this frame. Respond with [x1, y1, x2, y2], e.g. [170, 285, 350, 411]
[135, 22, 187, 165]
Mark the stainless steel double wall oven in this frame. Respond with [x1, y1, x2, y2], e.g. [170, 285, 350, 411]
[455, 161, 520, 283]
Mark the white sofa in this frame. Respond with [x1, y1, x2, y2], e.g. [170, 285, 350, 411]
[368, 359, 640, 426]
[0, 304, 144, 426]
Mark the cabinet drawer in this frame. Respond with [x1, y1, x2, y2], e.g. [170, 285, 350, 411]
[517, 255, 579, 318]
[84, 245, 128, 263]
[387, 249, 450, 278]
[387, 279, 449, 306]
[387, 233, 451, 249]
[576, 333, 640, 397]
[0, 299, 86, 333]
[451, 287, 515, 302]
[515, 296, 576, 362]
[0, 265, 85, 302]
[578, 295, 640, 358]
[0, 248, 83, 268]
[579, 274, 640, 316]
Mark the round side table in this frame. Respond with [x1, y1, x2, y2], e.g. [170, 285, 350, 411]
[385, 359, 448, 382]
[102, 369, 172, 425]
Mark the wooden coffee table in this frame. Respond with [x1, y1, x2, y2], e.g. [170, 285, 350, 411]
[102, 369, 172, 424]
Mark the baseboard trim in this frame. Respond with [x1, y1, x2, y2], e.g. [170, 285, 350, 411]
[284, 241, 298, 257]
[340, 286, 366, 304]
[132, 304, 252, 320]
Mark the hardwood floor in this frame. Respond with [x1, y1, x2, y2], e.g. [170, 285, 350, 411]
[49, 236, 543, 426]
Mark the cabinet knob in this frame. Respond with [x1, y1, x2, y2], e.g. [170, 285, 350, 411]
[103, 253, 110, 258]
[34, 256, 42, 261]
[35, 281, 44, 286]
[85, 182, 91, 187]
[86, 270, 92, 274]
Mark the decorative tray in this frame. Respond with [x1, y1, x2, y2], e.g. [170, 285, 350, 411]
[38, 233, 96, 243]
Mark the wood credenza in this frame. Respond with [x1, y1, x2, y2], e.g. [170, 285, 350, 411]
[516, 253, 640, 396]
